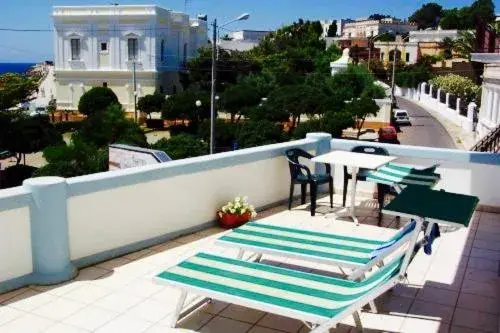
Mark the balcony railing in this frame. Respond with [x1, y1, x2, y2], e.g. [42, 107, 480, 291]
[0, 134, 499, 294]
[471, 123, 500, 153]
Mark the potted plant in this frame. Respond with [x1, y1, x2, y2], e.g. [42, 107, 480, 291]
[218, 196, 257, 229]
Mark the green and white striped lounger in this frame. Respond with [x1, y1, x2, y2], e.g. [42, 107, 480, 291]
[366, 163, 440, 192]
[216, 220, 417, 280]
[155, 245, 417, 332]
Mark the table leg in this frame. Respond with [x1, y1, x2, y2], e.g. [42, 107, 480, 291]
[350, 167, 360, 226]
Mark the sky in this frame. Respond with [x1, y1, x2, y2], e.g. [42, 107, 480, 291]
[1, 0, 499, 62]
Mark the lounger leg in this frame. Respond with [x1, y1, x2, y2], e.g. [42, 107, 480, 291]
[169, 290, 187, 328]
[255, 253, 263, 263]
[368, 300, 378, 313]
[353, 311, 363, 331]
[237, 249, 244, 259]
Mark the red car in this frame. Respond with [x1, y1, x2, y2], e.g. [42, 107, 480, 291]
[378, 126, 398, 143]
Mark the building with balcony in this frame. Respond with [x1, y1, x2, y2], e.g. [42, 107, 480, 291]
[471, 53, 500, 140]
[52, 5, 208, 112]
[342, 17, 417, 39]
[0, 132, 499, 332]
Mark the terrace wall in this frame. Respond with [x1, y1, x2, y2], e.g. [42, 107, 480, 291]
[0, 133, 499, 294]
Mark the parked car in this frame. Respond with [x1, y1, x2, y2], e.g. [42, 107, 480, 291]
[394, 110, 411, 125]
[378, 126, 399, 144]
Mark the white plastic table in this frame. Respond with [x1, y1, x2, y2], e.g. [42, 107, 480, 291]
[312, 150, 397, 225]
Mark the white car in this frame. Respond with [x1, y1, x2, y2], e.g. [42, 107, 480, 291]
[394, 110, 411, 125]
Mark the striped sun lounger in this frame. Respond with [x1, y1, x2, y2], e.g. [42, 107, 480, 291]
[366, 163, 441, 192]
[216, 220, 417, 281]
[155, 218, 422, 332]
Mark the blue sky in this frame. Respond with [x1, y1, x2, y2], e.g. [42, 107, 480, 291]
[1, 0, 499, 62]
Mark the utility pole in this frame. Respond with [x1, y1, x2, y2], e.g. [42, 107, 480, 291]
[210, 19, 217, 154]
[390, 42, 397, 114]
[132, 60, 138, 123]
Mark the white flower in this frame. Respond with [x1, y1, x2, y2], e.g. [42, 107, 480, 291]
[235, 197, 241, 203]
[230, 208, 236, 214]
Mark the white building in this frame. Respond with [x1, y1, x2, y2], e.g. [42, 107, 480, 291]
[342, 17, 417, 38]
[409, 29, 459, 43]
[219, 30, 271, 52]
[52, 5, 207, 112]
[320, 19, 352, 38]
[228, 30, 270, 43]
[471, 53, 500, 138]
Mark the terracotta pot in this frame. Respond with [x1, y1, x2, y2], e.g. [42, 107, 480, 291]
[218, 212, 252, 229]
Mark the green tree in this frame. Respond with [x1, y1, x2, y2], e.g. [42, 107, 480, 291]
[78, 87, 119, 117]
[266, 84, 326, 129]
[237, 120, 286, 148]
[137, 93, 165, 119]
[75, 103, 147, 148]
[452, 30, 476, 60]
[395, 62, 433, 88]
[186, 47, 261, 92]
[151, 134, 208, 160]
[344, 97, 380, 138]
[0, 73, 38, 110]
[161, 87, 210, 128]
[368, 14, 392, 21]
[440, 0, 495, 29]
[327, 21, 337, 37]
[409, 3, 443, 29]
[314, 44, 342, 73]
[34, 138, 108, 178]
[6, 115, 63, 165]
[222, 75, 271, 122]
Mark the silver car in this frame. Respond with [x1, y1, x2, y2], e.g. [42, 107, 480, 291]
[394, 110, 411, 125]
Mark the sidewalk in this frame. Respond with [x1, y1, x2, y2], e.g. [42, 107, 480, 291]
[399, 96, 477, 150]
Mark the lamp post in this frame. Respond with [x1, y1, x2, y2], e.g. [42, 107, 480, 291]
[367, 31, 393, 71]
[389, 35, 410, 114]
[210, 13, 250, 154]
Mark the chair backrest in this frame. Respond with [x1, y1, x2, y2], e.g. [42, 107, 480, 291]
[344, 146, 390, 174]
[351, 145, 390, 156]
[285, 149, 313, 180]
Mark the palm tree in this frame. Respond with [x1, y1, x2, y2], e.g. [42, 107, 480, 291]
[452, 30, 476, 60]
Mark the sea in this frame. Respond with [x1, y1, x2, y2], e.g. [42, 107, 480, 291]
[0, 63, 36, 75]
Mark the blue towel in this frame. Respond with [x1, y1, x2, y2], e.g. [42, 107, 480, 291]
[423, 221, 441, 255]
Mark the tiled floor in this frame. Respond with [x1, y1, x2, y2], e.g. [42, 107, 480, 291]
[0, 195, 499, 333]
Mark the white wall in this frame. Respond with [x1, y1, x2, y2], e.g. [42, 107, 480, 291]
[0, 190, 33, 282]
[67, 155, 295, 260]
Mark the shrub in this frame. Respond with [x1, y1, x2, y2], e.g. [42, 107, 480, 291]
[138, 93, 165, 119]
[78, 87, 119, 117]
[151, 134, 208, 160]
[237, 120, 286, 148]
[34, 139, 108, 178]
[429, 74, 481, 104]
[197, 120, 241, 150]
[0, 165, 37, 189]
[145, 119, 164, 129]
[75, 103, 148, 148]
[54, 121, 83, 133]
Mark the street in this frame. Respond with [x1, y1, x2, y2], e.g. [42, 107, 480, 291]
[396, 97, 456, 149]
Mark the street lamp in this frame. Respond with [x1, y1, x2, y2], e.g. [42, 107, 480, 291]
[367, 31, 393, 71]
[210, 13, 250, 154]
[389, 35, 410, 114]
[195, 100, 202, 108]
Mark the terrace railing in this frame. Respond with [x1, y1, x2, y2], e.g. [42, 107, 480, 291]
[471, 124, 500, 153]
